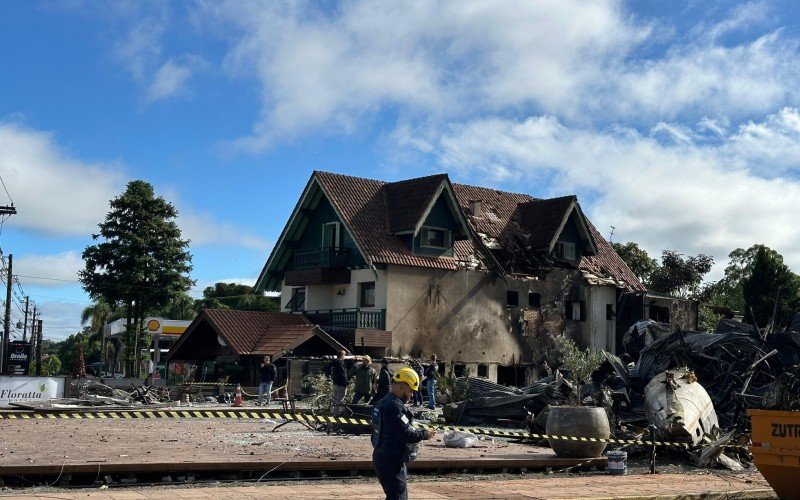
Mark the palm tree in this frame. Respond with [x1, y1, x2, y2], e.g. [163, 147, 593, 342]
[81, 300, 115, 376]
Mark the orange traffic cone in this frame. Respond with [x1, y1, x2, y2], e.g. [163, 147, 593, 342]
[233, 384, 243, 407]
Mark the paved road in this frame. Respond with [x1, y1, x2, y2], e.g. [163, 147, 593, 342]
[0, 472, 776, 499]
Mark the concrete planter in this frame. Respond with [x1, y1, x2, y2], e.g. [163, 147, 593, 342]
[546, 406, 610, 458]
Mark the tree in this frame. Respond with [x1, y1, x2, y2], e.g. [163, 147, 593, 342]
[648, 251, 713, 298]
[57, 330, 100, 376]
[40, 354, 61, 376]
[194, 282, 278, 313]
[611, 242, 658, 284]
[152, 293, 197, 320]
[741, 246, 800, 329]
[81, 299, 118, 376]
[80, 180, 194, 377]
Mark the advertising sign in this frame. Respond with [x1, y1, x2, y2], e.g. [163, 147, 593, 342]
[0, 376, 65, 407]
[6, 341, 31, 375]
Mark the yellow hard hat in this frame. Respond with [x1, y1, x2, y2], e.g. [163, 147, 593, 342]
[392, 366, 420, 391]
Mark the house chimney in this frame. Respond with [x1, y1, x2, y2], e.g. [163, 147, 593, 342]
[469, 200, 482, 217]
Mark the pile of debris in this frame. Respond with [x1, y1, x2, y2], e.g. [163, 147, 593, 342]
[443, 314, 800, 470]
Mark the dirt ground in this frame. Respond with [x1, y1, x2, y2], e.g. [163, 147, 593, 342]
[0, 418, 550, 467]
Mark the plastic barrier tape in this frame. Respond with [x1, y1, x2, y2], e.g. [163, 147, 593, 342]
[0, 409, 748, 449]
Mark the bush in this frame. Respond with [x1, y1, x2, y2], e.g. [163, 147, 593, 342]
[555, 335, 604, 406]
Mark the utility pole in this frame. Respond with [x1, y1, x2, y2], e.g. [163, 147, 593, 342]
[35, 319, 42, 376]
[22, 296, 29, 342]
[29, 306, 37, 367]
[1, 253, 11, 374]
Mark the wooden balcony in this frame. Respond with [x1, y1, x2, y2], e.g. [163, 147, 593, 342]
[305, 309, 390, 349]
[294, 247, 348, 270]
[285, 247, 350, 286]
[305, 308, 386, 330]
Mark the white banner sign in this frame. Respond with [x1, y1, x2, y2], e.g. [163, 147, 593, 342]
[0, 376, 65, 407]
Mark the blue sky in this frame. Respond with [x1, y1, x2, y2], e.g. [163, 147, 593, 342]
[2, 0, 800, 339]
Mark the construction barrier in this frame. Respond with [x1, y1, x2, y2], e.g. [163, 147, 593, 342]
[0, 409, 747, 449]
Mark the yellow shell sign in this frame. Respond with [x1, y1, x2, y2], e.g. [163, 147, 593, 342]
[147, 319, 161, 332]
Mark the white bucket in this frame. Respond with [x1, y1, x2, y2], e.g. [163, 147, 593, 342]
[607, 450, 627, 475]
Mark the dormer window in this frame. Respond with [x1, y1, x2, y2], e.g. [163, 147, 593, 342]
[555, 241, 576, 261]
[421, 227, 451, 249]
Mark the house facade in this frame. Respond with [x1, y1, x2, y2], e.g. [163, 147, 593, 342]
[254, 171, 646, 383]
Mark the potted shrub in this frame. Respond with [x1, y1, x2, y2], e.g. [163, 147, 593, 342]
[546, 335, 610, 458]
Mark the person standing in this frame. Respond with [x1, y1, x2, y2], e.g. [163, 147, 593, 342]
[330, 350, 348, 416]
[424, 354, 438, 410]
[258, 355, 277, 406]
[371, 367, 435, 499]
[412, 360, 424, 407]
[370, 358, 393, 404]
[349, 355, 377, 404]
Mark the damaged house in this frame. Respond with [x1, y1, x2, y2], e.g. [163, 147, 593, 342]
[254, 171, 656, 384]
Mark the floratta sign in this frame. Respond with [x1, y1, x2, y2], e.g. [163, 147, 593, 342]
[0, 376, 65, 407]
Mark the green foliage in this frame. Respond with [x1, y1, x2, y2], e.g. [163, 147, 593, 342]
[152, 293, 197, 320]
[612, 242, 658, 284]
[649, 250, 713, 297]
[195, 282, 278, 313]
[40, 354, 61, 376]
[301, 372, 333, 395]
[555, 335, 604, 406]
[80, 180, 194, 376]
[742, 246, 800, 329]
[57, 330, 100, 376]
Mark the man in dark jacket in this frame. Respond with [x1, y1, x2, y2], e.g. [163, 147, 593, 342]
[330, 350, 348, 416]
[258, 355, 277, 406]
[370, 359, 393, 404]
[412, 360, 424, 407]
[424, 354, 438, 409]
[371, 367, 435, 499]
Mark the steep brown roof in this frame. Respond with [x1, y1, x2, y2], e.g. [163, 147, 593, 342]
[316, 171, 463, 270]
[284, 172, 643, 291]
[384, 174, 448, 233]
[451, 183, 643, 291]
[517, 196, 577, 251]
[180, 309, 346, 358]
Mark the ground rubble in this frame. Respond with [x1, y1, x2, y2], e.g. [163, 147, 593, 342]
[440, 314, 800, 473]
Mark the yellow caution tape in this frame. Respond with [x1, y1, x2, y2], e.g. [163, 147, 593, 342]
[0, 409, 748, 450]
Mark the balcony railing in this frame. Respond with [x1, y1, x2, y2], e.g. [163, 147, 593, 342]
[305, 308, 386, 330]
[294, 247, 348, 270]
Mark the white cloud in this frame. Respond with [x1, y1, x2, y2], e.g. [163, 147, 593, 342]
[146, 59, 193, 103]
[15, 251, 83, 288]
[197, 0, 650, 150]
[187, 0, 800, 151]
[432, 109, 800, 277]
[178, 211, 270, 250]
[0, 122, 125, 236]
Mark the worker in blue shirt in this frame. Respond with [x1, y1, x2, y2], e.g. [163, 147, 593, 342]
[371, 367, 435, 499]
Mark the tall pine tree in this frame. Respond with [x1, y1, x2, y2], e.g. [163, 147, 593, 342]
[80, 181, 194, 377]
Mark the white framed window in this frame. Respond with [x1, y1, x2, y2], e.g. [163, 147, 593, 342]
[360, 281, 376, 308]
[420, 226, 451, 249]
[322, 222, 341, 248]
[556, 241, 576, 261]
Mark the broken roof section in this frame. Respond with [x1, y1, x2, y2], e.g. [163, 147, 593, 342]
[168, 309, 347, 361]
[255, 171, 644, 293]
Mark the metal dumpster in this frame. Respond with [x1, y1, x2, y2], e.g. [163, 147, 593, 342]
[749, 409, 800, 499]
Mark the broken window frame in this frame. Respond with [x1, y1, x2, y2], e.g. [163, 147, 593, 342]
[555, 240, 577, 261]
[285, 287, 306, 312]
[506, 290, 519, 307]
[529, 292, 541, 308]
[565, 299, 586, 322]
[420, 226, 451, 249]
